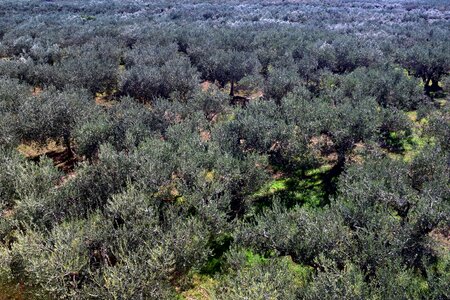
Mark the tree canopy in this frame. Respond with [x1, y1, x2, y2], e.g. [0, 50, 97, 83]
[0, 0, 449, 299]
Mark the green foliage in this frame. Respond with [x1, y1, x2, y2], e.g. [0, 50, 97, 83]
[379, 108, 413, 153]
[264, 66, 299, 103]
[301, 257, 431, 300]
[336, 155, 448, 269]
[0, 147, 22, 210]
[425, 107, 450, 152]
[398, 29, 450, 93]
[34, 38, 121, 94]
[212, 250, 301, 300]
[300, 258, 369, 300]
[196, 49, 261, 95]
[0, 77, 32, 146]
[442, 75, 450, 93]
[120, 56, 200, 101]
[9, 217, 102, 298]
[426, 252, 450, 299]
[235, 203, 352, 266]
[17, 87, 92, 150]
[87, 244, 177, 300]
[74, 97, 163, 158]
[0, 1, 449, 298]
[340, 65, 424, 110]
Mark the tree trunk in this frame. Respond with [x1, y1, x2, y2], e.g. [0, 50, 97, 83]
[430, 79, 441, 92]
[229, 80, 235, 97]
[64, 135, 73, 158]
[424, 77, 442, 96]
[335, 147, 346, 174]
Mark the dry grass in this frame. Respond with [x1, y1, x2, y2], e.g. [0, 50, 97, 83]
[95, 92, 117, 107]
[309, 134, 338, 164]
[200, 80, 263, 100]
[17, 140, 78, 172]
[201, 81, 213, 92]
[348, 142, 366, 165]
[430, 228, 450, 252]
[32, 86, 43, 96]
[181, 274, 216, 300]
[199, 129, 211, 142]
[17, 140, 65, 158]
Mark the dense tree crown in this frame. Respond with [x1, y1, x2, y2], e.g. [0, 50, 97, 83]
[0, 0, 449, 299]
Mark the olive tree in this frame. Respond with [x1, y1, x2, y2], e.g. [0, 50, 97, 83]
[17, 88, 92, 154]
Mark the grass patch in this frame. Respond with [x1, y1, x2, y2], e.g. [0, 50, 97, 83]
[200, 234, 233, 275]
[179, 273, 216, 300]
[252, 178, 288, 198]
[17, 140, 65, 158]
[436, 99, 447, 107]
[406, 111, 418, 122]
[0, 279, 50, 300]
[283, 256, 313, 287]
[252, 164, 334, 210]
[242, 249, 268, 267]
[387, 111, 434, 162]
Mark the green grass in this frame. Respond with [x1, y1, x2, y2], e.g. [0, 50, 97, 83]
[283, 256, 313, 287]
[252, 164, 334, 210]
[200, 234, 233, 275]
[243, 249, 268, 267]
[404, 112, 433, 161]
[252, 178, 288, 198]
[180, 252, 312, 300]
[387, 111, 435, 162]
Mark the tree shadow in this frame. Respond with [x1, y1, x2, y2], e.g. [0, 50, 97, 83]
[251, 162, 341, 214]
